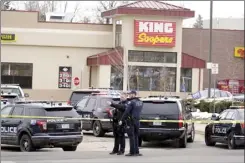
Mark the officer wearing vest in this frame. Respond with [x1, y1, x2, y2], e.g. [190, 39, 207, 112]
[120, 90, 143, 156]
[107, 92, 128, 155]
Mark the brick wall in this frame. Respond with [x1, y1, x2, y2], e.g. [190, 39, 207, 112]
[182, 28, 244, 88]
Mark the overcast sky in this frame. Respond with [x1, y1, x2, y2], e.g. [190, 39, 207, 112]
[13, 1, 244, 27]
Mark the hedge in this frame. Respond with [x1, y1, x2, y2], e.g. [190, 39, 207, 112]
[184, 99, 244, 113]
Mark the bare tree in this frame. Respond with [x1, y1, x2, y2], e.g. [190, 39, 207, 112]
[80, 16, 91, 23]
[1, 0, 13, 10]
[23, 1, 57, 21]
[69, 2, 81, 22]
[63, 1, 68, 13]
[94, 1, 129, 24]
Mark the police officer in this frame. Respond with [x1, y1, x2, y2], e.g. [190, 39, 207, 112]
[107, 92, 128, 155]
[120, 90, 143, 156]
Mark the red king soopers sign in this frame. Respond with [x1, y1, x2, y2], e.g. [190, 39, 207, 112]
[134, 20, 176, 47]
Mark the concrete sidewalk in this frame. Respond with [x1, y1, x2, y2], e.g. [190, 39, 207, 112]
[195, 123, 207, 135]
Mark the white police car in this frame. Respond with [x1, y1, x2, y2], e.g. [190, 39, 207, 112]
[1, 84, 29, 101]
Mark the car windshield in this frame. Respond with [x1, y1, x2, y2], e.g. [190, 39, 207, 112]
[142, 101, 179, 115]
[70, 92, 95, 102]
[194, 89, 222, 99]
[1, 88, 22, 97]
[100, 97, 120, 107]
[45, 107, 79, 117]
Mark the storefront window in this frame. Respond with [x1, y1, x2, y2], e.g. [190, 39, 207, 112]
[180, 68, 192, 92]
[128, 50, 177, 63]
[128, 66, 176, 92]
[110, 66, 123, 90]
[1, 62, 33, 89]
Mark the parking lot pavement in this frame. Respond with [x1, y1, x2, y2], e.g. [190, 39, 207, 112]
[2, 132, 244, 163]
[195, 123, 207, 135]
[1, 130, 205, 153]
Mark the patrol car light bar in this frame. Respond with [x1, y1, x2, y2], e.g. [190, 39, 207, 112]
[14, 100, 66, 105]
[89, 87, 113, 90]
[1, 84, 20, 86]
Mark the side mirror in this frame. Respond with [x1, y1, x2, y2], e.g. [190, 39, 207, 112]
[24, 93, 29, 98]
[211, 114, 219, 120]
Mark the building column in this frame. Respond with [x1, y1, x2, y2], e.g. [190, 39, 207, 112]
[176, 52, 181, 93]
[98, 65, 111, 88]
[123, 49, 128, 91]
[112, 18, 116, 48]
[191, 68, 199, 93]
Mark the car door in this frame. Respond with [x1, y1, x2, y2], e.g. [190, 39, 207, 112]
[213, 110, 228, 140]
[76, 97, 89, 115]
[222, 110, 236, 137]
[1, 105, 14, 144]
[4, 106, 25, 145]
[80, 98, 97, 129]
[181, 100, 192, 133]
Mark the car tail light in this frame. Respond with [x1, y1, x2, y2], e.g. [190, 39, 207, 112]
[67, 100, 71, 105]
[37, 120, 47, 131]
[241, 123, 244, 129]
[179, 115, 183, 128]
[105, 108, 113, 117]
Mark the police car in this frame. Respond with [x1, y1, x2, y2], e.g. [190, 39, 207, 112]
[1, 84, 29, 101]
[74, 92, 121, 137]
[139, 96, 195, 148]
[68, 87, 119, 106]
[1, 92, 19, 109]
[205, 106, 244, 149]
[1, 101, 83, 152]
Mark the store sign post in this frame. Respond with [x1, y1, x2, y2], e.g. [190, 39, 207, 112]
[234, 47, 244, 58]
[58, 66, 72, 88]
[134, 20, 176, 47]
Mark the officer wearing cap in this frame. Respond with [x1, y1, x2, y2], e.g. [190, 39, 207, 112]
[107, 92, 128, 155]
[120, 90, 143, 156]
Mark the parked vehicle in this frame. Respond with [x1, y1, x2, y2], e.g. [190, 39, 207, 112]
[139, 96, 195, 148]
[68, 87, 120, 106]
[189, 89, 233, 104]
[1, 84, 29, 101]
[233, 94, 244, 102]
[1, 101, 83, 152]
[205, 106, 244, 149]
[74, 94, 120, 137]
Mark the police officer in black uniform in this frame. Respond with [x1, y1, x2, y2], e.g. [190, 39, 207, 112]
[107, 92, 128, 155]
[120, 90, 143, 156]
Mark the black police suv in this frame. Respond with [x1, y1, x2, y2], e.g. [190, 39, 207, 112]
[1, 101, 83, 152]
[204, 106, 244, 149]
[68, 88, 115, 106]
[74, 94, 120, 137]
[139, 97, 195, 148]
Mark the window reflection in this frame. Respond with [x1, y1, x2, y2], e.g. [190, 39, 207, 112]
[128, 50, 177, 63]
[128, 66, 176, 91]
[180, 68, 192, 92]
[110, 66, 123, 90]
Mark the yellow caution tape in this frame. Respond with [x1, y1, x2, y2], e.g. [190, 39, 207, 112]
[0, 115, 243, 124]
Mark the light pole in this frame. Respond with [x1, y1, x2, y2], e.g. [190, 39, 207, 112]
[208, 0, 213, 98]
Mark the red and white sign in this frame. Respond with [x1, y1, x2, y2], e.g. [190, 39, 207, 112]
[73, 77, 80, 86]
[134, 20, 176, 47]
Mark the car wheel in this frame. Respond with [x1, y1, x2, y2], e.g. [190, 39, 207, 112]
[187, 126, 195, 143]
[62, 146, 77, 151]
[227, 132, 237, 150]
[20, 134, 35, 152]
[138, 137, 143, 147]
[177, 131, 187, 148]
[205, 130, 216, 146]
[93, 120, 105, 137]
